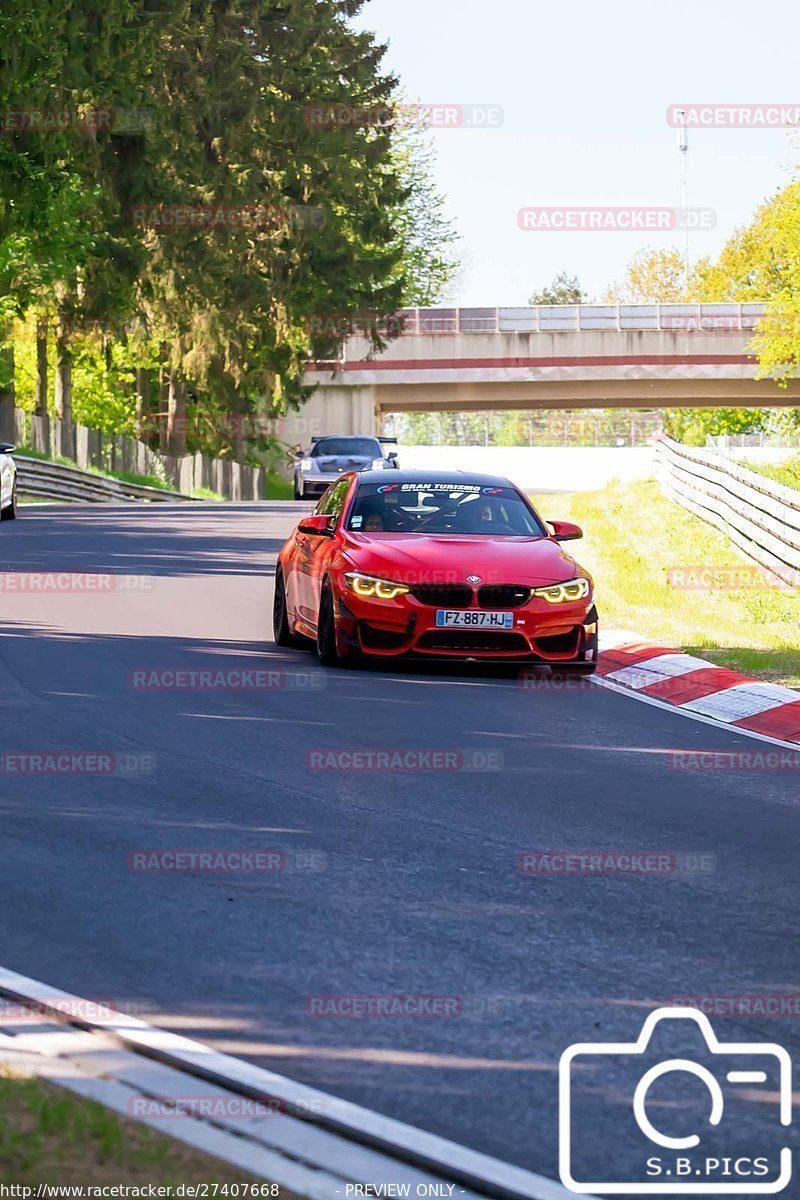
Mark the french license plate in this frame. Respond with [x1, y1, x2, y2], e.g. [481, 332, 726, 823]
[435, 610, 514, 629]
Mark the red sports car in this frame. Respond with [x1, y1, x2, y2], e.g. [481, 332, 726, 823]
[273, 470, 598, 671]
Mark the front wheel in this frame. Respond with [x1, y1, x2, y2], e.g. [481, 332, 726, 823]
[273, 567, 305, 649]
[316, 583, 358, 667]
[1, 486, 16, 521]
[293, 476, 303, 500]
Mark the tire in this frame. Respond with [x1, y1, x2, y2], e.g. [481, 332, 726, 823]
[293, 476, 303, 500]
[316, 582, 358, 667]
[1, 486, 16, 521]
[273, 567, 305, 649]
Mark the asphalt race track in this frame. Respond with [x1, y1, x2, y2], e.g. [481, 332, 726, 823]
[1, 502, 798, 1185]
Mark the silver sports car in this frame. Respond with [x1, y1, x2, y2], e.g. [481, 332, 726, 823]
[293, 435, 398, 500]
[0, 443, 17, 521]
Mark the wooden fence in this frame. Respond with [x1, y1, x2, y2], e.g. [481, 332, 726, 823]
[0, 401, 269, 501]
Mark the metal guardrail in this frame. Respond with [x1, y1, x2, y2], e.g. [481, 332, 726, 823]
[14, 455, 197, 504]
[393, 303, 768, 335]
[653, 436, 800, 586]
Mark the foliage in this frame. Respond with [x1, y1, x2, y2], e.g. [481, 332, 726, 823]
[604, 248, 688, 303]
[664, 408, 768, 446]
[528, 271, 585, 305]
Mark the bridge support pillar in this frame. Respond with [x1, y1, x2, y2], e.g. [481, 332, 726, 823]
[281, 385, 377, 446]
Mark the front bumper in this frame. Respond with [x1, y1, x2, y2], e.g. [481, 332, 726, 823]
[333, 582, 598, 663]
[297, 473, 340, 498]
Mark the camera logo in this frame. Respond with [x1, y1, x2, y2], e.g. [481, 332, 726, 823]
[560, 1007, 791, 1194]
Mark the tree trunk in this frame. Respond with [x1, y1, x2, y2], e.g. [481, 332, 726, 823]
[166, 369, 187, 456]
[135, 366, 151, 438]
[35, 321, 48, 415]
[0, 326, 15, 407]
[54, 316, 73, 424]
[233, 413, 246, 463]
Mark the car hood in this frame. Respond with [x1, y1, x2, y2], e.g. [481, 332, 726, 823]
[342, 533, 586, 586]
[312, 455, 374, 472]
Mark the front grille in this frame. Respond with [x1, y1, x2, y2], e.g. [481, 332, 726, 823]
[416, 630, 530, 654]
[410, 585, 472, 608]
[478, 585, 532, 609]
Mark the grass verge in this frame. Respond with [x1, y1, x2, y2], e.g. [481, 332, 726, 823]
[737, 453, 800, 491]
[266, 472, 293, 500]
[531, 479, 800, 689]
[15, 446, 225, 501]
[0, 1073, 263, 1186]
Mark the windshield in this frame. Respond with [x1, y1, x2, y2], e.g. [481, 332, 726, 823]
[311, 437, 380, 458]
[347, 481, 547, 536]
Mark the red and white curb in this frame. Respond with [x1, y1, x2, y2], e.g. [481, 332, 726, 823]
[597, 631, 800, 744]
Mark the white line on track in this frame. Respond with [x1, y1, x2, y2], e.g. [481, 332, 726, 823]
[591, 674, 800, 753]
[0, 964, 587, 1200]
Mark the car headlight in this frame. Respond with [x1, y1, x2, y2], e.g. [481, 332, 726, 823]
[370, 458, 387, 470]
[533, 577, 590, 604]
[299, 458, 315, 472]
[344, 572, 410, 600]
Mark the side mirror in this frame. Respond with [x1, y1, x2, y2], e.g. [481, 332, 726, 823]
[549, 520, 583, 541]
[0, 443, 15, 454]
[387, 450, 398, 460]
[297, 513, 335, 537]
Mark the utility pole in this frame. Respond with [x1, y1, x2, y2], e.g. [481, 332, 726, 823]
[676, 108, 690, 287]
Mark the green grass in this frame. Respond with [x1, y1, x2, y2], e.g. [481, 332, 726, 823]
[15, 445, 225, 501]
[531, 479, 800, 689]
[266, 471, 294, 500]
[738, 453, 800, 491]
[0, 1073, 261, 1186]
[17, 445, 171, 491]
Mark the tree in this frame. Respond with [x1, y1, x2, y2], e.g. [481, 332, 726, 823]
[603, 248, 688, 303]
[383, 116, 460, 307]
[528, 271, 585, 305]
[0, 0, 459, 462]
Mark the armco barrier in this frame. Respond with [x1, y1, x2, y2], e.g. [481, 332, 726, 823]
[14, 456, 196, 504]
[654, 435, 800, 586]
[0, 400, 269, 502]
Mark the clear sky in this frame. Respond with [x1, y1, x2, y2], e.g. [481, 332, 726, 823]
[353, 0, 800, 305]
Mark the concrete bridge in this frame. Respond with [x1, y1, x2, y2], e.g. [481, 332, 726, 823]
[285, 303, 800, 441]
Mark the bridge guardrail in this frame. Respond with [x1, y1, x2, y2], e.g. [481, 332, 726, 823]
[14, 455, 197, 504]
[393, 302, 768, 336]
[653, 435, 800, 587]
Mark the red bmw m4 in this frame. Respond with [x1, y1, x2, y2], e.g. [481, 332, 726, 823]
[273, 470, 598, 671]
